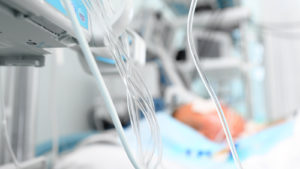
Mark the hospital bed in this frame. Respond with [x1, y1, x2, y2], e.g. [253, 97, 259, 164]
[52, 111, 296, 169]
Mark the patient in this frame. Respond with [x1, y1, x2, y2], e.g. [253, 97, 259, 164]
[173, 100, 245, 141]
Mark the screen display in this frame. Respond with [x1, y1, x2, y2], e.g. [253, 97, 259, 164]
[197, 38, 221, 59]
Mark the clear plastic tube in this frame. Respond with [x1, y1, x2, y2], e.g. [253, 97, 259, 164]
[118, 33, 162, 168]
[107, 32, 162, 168]
[82, 0, 162, 168]
[186, 0, 243, 169]
[61, 0, 141, 169]
[0, 71, 21, 169]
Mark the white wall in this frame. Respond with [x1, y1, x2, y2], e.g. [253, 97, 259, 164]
[261, 0, 300, 120]
[35, 48, 99, 144]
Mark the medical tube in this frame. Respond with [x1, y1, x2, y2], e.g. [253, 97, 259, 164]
[186, 0, 243, 169]
[61, 0, 141, 169]
[107, 32, 162, 168]
[0, 75, 21, 169]
[108, 24, 162, 169]
[82, 0, 162, 168]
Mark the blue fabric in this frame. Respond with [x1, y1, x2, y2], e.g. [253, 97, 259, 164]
[232, 120, 294, 161]
[125, 113, 294, 169]
[36, 112, 294, 168]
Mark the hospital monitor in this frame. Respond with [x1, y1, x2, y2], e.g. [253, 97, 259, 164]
[0, 0, 129, 67]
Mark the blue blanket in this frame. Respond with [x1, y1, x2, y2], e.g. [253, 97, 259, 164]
[125, 113, 294, 169]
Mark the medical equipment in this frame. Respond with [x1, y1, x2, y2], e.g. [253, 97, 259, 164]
[88, 1, 162, 167]
[93, 63, 161, 129]
[62, 1, 162, 169]
[181, 30, 251, 117]
[0, 0, 160, 169]
[176, 30, 233, 84]
[187, 0, 243, 168]
[0, 0, 89, 167]
[0, 0, 131, 66]
[0, 0, 90, 167]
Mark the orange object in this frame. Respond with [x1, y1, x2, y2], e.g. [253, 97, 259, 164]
[173, 103, 245, 142]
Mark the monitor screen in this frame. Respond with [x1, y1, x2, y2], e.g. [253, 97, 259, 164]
[197, 38, 221, 59]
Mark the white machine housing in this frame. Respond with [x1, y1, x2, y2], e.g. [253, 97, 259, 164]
[0, 0, 132, 66]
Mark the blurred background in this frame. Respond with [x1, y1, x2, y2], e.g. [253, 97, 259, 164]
[1, 0, 300, 168]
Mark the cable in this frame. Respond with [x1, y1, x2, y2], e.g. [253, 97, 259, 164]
[187, 0, 243, 169]
[0, 71, 21, 169]
[61, 0, 141, 169]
